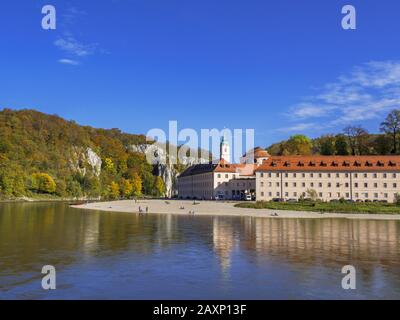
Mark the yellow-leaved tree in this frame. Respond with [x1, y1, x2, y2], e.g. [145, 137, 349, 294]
[154, 176, 165, 198]
[109, 181, 120, 199]
[131, 172, 142, 198]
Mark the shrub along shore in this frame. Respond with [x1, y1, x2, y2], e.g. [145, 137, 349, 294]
[235, 201, 400, 214]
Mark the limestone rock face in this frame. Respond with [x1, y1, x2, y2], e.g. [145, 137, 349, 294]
[131, 144, 210, 198]
[70, 147, 102, 177]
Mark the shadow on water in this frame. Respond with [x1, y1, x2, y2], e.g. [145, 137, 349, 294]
[0, 202, 399, 299]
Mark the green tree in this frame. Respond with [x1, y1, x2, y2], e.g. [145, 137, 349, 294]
[281, 135, 312, 155]
[335, 135, 349, 155]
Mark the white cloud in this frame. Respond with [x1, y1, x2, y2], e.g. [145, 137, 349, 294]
[287, 60, 400, 130]
[58, 59, 80, 66]
[54, 35, 97, 57]
[276, 122, 319, 133]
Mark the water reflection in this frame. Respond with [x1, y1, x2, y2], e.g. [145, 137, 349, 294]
[0, 202, 400, 299]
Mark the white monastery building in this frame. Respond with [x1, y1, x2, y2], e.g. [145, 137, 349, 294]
[177, 139, 400, 203]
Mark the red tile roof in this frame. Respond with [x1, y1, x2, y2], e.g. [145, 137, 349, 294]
[255, 156, 400, 172]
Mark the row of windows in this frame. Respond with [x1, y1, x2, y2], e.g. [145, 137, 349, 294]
[260, 172, 398, 179]
[260, 191, 395, 199]
[260, 182, 398, 188]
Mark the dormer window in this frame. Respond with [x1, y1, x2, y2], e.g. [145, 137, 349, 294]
[377, 161, 384, 167]
[309, 161, 316, 166]
[284, 161, 291, 167]
[365, 161, 372, 167]
[271, 161, 277, 167]
[331, 161, 338, 167]
[354, 161, 361, 167]
[320, 161, 327, 167]
[342, 161, 350, 167]
[388, 161, 396, 167]
[297, 161, 304, 167]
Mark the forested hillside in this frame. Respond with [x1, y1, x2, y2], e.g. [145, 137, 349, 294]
[0, 108, 165, 200]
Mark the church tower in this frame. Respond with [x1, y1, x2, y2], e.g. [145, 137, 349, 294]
[220, 135, 230, 163]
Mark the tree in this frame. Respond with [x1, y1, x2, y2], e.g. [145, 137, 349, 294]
[306, 188, 318, 201]
[316, 135, 336, 155]
[131, 172, 142, 198]
[343, 126, 368, 155]
[380, 110, 400, 154]
[108, 181, 120, 200]
[31, 173, 56, 194]
[281, 135, 312, 155]
[335, 134, 349, 155]
[120, 178, 133, 198]
[154, 176, 166, 197]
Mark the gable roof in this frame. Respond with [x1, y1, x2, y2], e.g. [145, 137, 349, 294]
[255, 156, 400, 172]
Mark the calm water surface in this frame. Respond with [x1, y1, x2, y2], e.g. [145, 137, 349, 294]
[0, 202, 400, 299]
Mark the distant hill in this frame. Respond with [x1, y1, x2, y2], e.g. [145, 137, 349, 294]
[0, 108, 163, 199]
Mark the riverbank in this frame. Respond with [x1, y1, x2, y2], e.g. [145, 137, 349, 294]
[72, 199, 400, 220]
[236, 201, 400, 214]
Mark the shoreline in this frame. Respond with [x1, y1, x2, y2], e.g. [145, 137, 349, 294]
[72, 199, 400, 220]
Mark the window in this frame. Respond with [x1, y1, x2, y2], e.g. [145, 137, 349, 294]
[364, 183, 368, 188]
[268, 182, 272, 187]
[285, 173, 288, 178]
[217, 174, 221, 178]
[383, 173, 387, 178]
[302, 173, 306, 178]
[260, 173, 264, 178]
[384, 193, 388, 198]
[293, 173, 297, 178]
[364, 173, 368, 178]
[394, 183, 398, 188]
[293, 182, 297, 187]
[276, 192, 280, 197]
[384, 183, 387, 188]
[268, 173, 272, 178]
[393, 174, 397, 178]
[374, 183, 378, 188]
[345, 173, 349, 178]
[310, 183, 314, 187]
[261, 192, 264, 197]
[373, 173, 377, 178]
[328, 183, 332, 187]
[355, 193, 359, 198]
[328, 173, 331, 178]
[346, 193, 350, 198]
[364, 193, 369, 198]
[268, 192, 272, 197]
[285, 192, 289, 197]
[276, 173, 280, 177]
[336, 183, 340, 188]
[260, 182, 264, 187]
[285, 182, 288, 187]
[336, 173, 340, 178]
[354, 173, 358, 178]
[302, 182, 306, 187]
[345, 183, 349, 187]
[276, 182, 280, 187]
[374, 193, 378, 198]
[310, 173, 314, 178]
[319, 173, 322, 178]
[319, 183, 322, 187]
[355, 183, 358, 188]
[319, 192, 323, 197]
[293, 192, 297, 197]
[225, 174, 228, 178]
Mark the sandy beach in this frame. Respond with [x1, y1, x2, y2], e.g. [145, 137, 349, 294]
[72, 199, 400, 220]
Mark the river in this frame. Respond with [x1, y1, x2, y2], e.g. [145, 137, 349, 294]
[0, 202, 399, 299]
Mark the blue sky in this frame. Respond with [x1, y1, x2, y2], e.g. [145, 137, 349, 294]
[1, 0, 400, 148]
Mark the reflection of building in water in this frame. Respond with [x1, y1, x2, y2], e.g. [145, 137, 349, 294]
[213, 217, 235, 273]
[242, 218, 400, 265]
[80, 212, 100, 255]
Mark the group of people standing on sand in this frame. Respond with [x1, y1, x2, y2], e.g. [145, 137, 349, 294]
[138, 206, 149, 215]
